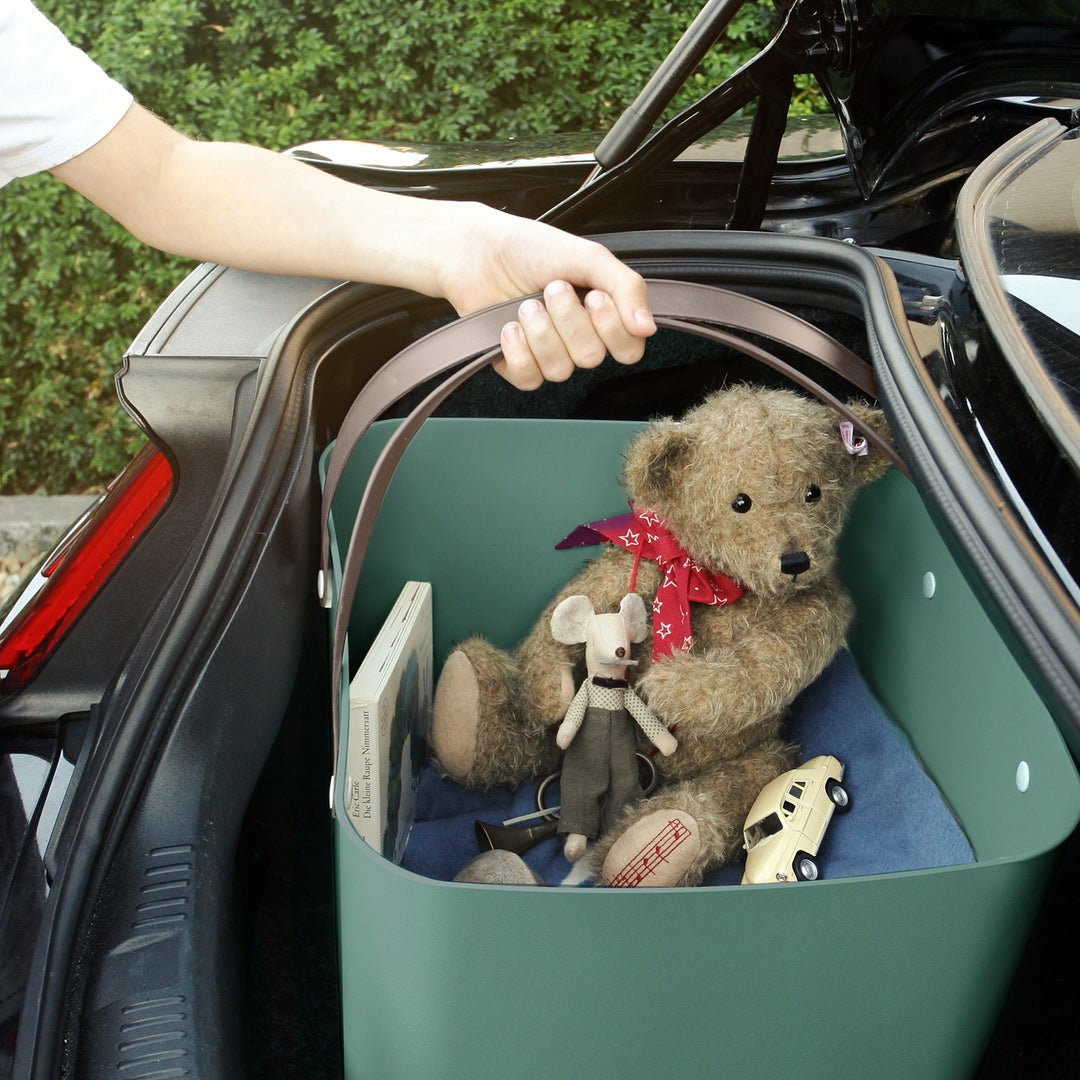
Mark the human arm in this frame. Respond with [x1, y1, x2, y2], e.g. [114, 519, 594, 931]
[50, 103, 655, 388]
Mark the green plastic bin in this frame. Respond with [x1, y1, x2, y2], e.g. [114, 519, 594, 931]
[327, 417, 1080, 1080]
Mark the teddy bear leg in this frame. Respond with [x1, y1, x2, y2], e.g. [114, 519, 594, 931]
[431, 637, 560, 789]
[598, 806, 702, 888]
[597, 742, 798, 887]
[431, 650, 483, 782]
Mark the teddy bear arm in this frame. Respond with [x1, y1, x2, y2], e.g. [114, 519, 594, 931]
[714, 589, 853, 725]
[641, 604, 849, 739]
[726, 622, 845, 711]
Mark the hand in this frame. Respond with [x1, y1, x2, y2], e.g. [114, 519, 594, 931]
[498, 280, 653, 391]
[437, 205, 656, 390]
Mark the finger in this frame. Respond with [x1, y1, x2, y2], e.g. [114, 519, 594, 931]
[495, 320, 544, 391]
[516, 296, 575, 383]
[584, 289, 649, 366]
[578, 253, 655, 341]
[542, 280, 608, 370]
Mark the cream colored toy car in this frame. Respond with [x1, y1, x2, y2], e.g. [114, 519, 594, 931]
[741, 755, 850, 884]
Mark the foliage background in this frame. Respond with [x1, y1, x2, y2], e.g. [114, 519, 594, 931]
[1, 0, 784, 493]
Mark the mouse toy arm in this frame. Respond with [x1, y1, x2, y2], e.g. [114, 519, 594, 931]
[626, 688, 678, 756]
[556, 681, 591, 750]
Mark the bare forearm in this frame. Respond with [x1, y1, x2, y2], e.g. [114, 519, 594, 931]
[54, 106, 469, 295]
[155, 146, 384, 271]
[52, 103, 655, 386]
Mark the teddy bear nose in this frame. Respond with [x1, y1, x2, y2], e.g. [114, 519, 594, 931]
[780, 551, 811, 577]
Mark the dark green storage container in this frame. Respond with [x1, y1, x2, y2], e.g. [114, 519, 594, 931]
[326, 416, 1080, 1080]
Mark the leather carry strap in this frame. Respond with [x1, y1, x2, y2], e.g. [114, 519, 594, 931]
[320, 278, 901, 750]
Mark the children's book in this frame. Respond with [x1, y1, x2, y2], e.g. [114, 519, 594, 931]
[345, 581, 432, 862]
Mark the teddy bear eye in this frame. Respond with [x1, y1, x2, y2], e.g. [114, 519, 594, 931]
[731, 493, 753, 514]
[805, 484, 822, 504]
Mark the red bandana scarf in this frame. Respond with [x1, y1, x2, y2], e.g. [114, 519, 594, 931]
[557, 507, 745, 659]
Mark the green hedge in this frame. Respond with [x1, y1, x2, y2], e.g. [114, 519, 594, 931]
[1, 0, 784, 493]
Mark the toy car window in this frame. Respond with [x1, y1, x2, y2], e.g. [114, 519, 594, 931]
[745, 812, 783, 848]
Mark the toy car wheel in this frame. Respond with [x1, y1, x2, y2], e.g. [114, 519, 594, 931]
[793, 853, 820, 881]
[826, 778, 852, 813]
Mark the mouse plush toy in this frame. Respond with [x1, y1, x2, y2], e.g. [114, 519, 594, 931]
[432, 384, 892, 886]
[549, 592, 678, 864]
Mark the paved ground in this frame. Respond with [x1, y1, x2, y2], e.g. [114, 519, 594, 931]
[0, 494, 96, 603]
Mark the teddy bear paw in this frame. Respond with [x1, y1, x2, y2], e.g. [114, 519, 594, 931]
[600, 809, 700, 888]
[431, 650, 481, 782]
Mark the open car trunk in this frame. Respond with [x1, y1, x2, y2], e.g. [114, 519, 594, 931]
[7, 2, 1080, 1076]
[8, 225, 1079, 1080]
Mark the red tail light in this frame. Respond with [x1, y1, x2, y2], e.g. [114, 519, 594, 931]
[0, 445, 173, 690]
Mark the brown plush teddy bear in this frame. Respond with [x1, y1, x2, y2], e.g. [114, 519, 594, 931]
[432, 384, 892, 887]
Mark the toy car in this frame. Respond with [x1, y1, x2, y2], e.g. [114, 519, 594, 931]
[741, 755, 850, 884]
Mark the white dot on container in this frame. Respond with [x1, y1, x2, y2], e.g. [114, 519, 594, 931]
[1016, 761, 1030, 793]
[922, 571, 937, 599]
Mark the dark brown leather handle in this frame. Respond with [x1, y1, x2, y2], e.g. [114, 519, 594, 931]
[320, 278, 900, 751]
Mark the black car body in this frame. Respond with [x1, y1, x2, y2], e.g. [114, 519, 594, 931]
[3, 0, 1080, 1076]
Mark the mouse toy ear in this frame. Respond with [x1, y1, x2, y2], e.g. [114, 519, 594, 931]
[551, 595, 596, 645]
[619, 593, 649, 643]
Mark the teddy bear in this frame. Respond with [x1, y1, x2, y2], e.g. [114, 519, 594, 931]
[431, 383, 892, 887]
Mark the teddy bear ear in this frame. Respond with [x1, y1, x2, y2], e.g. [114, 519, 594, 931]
[623, 420, 694, 507]
[842, 401, 895, 485]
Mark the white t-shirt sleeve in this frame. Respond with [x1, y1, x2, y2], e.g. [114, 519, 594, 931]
[0, 0, 134, 188]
